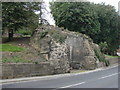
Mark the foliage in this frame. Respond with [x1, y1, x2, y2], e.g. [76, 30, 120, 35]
[105, 54, 118, 58]
[16, 27, 33, 36]
[49, 30, 67, 43]
[51, 2, 119, 55]
[0, 44, 25, 52]
[39, 29, 67, 43]
[104, 60, 110, 66]
[99, 42, 108, 53]
[51, 2, 100, 37]
[34, 61, 39, 64]
[94, 49, 110, 66]
[2, 2, 39, 40]
[93, 4, 119, 55]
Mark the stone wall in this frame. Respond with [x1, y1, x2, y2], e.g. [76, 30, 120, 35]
[1, 63, 54, 79]
[106, 57, 118, 65]
[49, 42, 70, 74]
[30, 25, 70, 74]
[30, 25, 105, 72]
[65, 33, 97, 70]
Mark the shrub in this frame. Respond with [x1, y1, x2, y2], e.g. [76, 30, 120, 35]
[16, 27, 33, 36]
[34, 61, 38, 64]
[104, 60, 110, 66]
[99, 42, 108, 53]
[94, 49, 110, 66]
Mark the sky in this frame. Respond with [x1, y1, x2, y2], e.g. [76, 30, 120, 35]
[45, 0, 120, 11]
[89, 0, 120, 11]
[38, 1, 55, 26]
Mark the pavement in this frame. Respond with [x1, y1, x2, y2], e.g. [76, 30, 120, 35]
[1, 64, 119, 89]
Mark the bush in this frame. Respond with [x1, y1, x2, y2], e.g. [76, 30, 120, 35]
[104, 60, 110, 66]
[94, 49, 110, 66]
[99, 42, 108, 53]
[34, 61, 38, 64]
[16, 27, 33, 36]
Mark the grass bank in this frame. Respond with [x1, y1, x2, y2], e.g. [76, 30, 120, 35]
[0, 44, 25, 52]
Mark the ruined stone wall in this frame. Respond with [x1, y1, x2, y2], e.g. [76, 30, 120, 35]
[49, 42, 70, 74]
[65, 33, 97, 70]
[106, 57, 118, 65]
[30, 25, 70, 74]
[30, 25, 104, 72]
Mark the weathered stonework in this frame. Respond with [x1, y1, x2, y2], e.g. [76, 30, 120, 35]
[1, 63, 54, 79]
[30, 25, 104, 73]
[30, 25, 70, 74]
[65, 33, 98, 70]
[49, 42, 70, 74]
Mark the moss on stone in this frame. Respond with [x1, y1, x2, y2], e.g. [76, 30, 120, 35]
[48, 30, 67, 43]
[39, 30, 48, 39]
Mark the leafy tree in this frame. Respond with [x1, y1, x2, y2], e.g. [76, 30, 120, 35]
[51, 2, 119, 55]
[51, 2, 100, 38]
[2, 2, 39, 40]
[93, 4, 119, 55]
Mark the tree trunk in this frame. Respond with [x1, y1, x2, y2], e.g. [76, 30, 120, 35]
[8, 29, 14, 41]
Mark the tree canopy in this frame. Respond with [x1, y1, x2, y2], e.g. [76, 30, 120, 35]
[51, 2, 120, 55]
[2, 2, 40, 40]
[51, 2, 100, 36]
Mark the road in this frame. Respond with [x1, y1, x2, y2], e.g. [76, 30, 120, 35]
[2, 66, 119, 89]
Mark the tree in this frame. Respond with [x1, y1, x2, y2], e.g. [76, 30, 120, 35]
[51, 2, 100, 39]
[93, 4, 119, 55]
[2, 2, 39, 41]
[51, 2, 119, 55]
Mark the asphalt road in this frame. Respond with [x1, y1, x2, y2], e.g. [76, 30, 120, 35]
[2, 66, 119, 89]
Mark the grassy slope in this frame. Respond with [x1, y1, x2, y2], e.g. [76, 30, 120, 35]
[0, 44, 25, 52]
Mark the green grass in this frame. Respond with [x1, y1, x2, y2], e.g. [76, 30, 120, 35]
[71, 70, 87, 73]
[0, 44, 25, 52]
[105, 54, 118, 58]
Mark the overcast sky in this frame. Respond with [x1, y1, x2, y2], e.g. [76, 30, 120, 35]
[89, 0, 120, 11]
[44, 0, 120, 11]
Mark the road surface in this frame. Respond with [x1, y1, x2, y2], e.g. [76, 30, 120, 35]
[2, 66, 119, 89]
